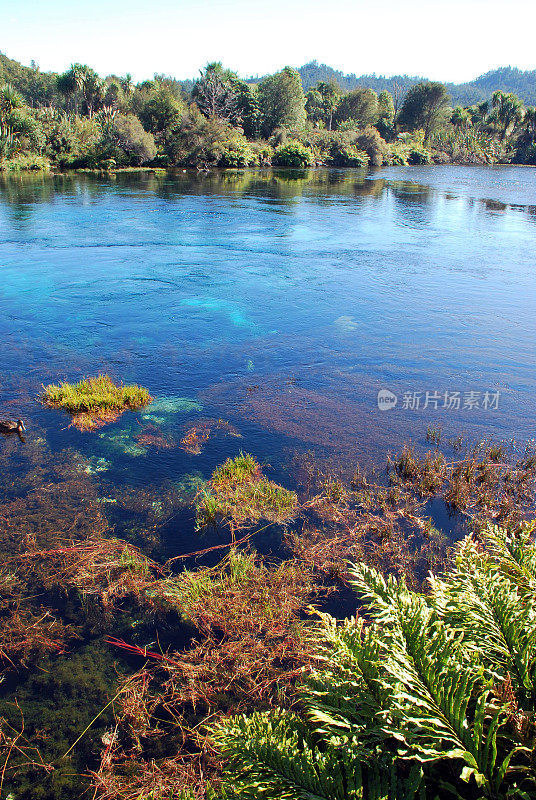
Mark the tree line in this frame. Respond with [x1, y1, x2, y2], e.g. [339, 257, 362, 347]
[1, 55, 535, 172]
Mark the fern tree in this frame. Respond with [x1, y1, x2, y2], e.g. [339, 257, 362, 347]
[213, 524, 536, 799]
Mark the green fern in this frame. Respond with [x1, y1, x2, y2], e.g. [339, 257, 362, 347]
[214, 526, 536, 799]
[430, 537, 536, 694]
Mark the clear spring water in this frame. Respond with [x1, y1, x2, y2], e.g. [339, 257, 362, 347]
[2, 167, 535, 485]
[1, 165, 536, 797]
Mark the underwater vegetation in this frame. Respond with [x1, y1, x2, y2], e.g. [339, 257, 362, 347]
[333, 314, 359, 332]
[180, 418, 241, 456]
[145, 396, 203, 415]
[1, 431, 536, 800]
[94, 549, 317, 800]
[195, 452, 298, 532]
[135, 424, 176, 451]
[41, 374, 152, 431]
[179, 297, 256, 331]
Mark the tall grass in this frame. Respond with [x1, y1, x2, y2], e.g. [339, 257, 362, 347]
[41, 375, 152, 413]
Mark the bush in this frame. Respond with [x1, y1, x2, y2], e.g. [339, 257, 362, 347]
[218, 139, 256, 167]
[109, 113, 156, 165]
[272, 141, 314, 167]
[408, 146, 432, 164]
[328, 142, 368, 167]
[0, 153, 50, 171]
[355, 126, 387, 166]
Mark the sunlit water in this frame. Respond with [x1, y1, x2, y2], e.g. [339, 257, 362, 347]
[1, 166, 535, 795]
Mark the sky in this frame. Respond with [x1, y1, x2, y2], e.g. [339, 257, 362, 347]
[1, 0, 535, 83]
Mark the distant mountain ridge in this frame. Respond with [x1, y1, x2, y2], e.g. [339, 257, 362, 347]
[295, 62, 536, 106]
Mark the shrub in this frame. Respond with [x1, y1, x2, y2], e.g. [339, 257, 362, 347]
[328, 142, 369, 167]
[355, 126, 387, 166]
[218, 139, 256, 167]
[272, 141, 314, 167]
[109, 113, 156, 165]
[0, 153, 50, 171]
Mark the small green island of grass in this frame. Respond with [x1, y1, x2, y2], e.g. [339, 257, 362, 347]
[196, 452, 298, 531]
[41, 374, 152, 430]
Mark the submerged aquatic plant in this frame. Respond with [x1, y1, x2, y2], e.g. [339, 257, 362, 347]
[41, 374, 152, 430]
[195, 453, 298, 531]
[94, 550, 317, 800]
[180, 418, 241, 455]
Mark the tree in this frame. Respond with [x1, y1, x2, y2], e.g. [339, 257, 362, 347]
[109, 113, 156, 164]
[398, 81, 450, 143]
[491, 90, 524, 140]
[214, 524, 536, 799]
[56, 64, 105, 117]
[451, 106, 472, 128]
[257, 67, 306, 137]
[306, 81, 341, 130]
[377, 89, 395, 139]
[334, 87, 378, 129]
[192, 62, 238, 121]
[137, 86, 183, 142]
[305, 88, 324, 126]
[231, 79, 261, 139]
[0, 85, 43, 157]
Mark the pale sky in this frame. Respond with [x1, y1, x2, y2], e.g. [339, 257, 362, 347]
[2, 0, 535, 83]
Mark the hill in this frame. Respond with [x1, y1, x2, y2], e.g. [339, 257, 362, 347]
[296, 61, 536, 106]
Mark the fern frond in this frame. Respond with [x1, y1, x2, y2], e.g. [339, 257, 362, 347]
[213, 709, 361, 800]
[482, 523, 536, 596]
[350, 562, 512, 791]
[431, 537, 536, 693]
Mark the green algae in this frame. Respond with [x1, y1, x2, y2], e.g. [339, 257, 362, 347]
[147, 396, 203, 415]
[98, 427, 148, 457]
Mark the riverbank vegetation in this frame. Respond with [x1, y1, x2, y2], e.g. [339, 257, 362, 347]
[1, 55, 536, 172]
[1, 430, 535, 799]
[41, 375, 152, 430]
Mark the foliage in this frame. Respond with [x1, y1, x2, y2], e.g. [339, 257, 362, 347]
[334, 87, 379, 129]
[0, 52, 533, 171]
[175, 113, 256, 167]
[214, 524, 536, 799]
[387, 131, 432, 165]
[398, 81, 451, 143]
[195, 453, 298, 530]
[108, 113, 157, 165]
[306, 80, 341, 130]
[192, 62, 239, 121]
[490, 90, 524, 141]
[258, 67, 306, 137]
[272, 140, 314, 167]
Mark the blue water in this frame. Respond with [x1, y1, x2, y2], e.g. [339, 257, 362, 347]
[1, 166, 536, 528]
[1, 165, 536, 799]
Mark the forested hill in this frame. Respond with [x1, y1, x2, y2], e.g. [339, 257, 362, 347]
[296, 62, 536, 105]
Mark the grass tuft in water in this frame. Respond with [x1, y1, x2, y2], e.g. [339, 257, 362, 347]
[41, 375, 152, 430]
[196, 452, 298, 531]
